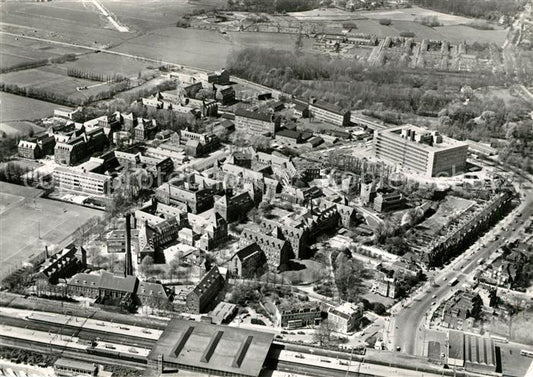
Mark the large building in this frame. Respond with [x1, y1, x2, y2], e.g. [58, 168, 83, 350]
[373, 125, 468, 177]
[308, 100, 350, 126]
[147, 318, 274, 377]
[53, 165, 111, 197]
[234, 109, 280, 136]
[186, 266, 225, 314]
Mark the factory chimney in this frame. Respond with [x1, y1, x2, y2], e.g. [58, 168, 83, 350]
[80, 246, 87, 267]
[124, 213, 133, 276]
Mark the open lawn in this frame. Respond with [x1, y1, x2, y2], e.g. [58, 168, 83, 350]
[0, 121, 45, 138]
[0, 92, 61, 122]
[0, 182, 103, 281]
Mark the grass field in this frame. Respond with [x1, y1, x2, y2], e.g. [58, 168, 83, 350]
[0, 121, 45, 138]
[0, 92, 62, 122]
[0, 182, 102, 281]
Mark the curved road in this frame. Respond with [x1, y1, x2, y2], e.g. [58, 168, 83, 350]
[393, 190, 533, 356]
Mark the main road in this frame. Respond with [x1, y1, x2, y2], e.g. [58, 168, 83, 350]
[393, 189, 533, 356]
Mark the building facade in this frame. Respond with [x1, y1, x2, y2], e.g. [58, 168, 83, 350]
[374, 125, 468, 177]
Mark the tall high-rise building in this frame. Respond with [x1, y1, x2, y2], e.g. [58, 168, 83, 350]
[373, 125, 468, 177]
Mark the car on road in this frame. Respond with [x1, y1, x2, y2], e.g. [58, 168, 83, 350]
[396, 346, 401, 351]
[432, 295, 437, 298]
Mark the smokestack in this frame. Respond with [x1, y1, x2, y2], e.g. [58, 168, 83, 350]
[124, 213, 133, 276]
[45, 245, 49, 259]
[80, 246, 87, 267]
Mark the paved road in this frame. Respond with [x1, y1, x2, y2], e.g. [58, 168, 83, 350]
[393, 190, 533, 356]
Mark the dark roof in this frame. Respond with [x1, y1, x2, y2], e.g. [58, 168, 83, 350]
[307, 136, 323, 146]
[294, 102, 308, 111]
[448, 331, 465, 361]
[148, 319, 274, 377]
[310, 100, 348, 115]
[191, 266, 224, 298]
[235, 109, 272, 123]
[99, 272, 138, 293]
[68, 272, 138, 294]
[276, 129, 301, 140]
[138, 281, 168, 298]
[234, 243, 262, 261]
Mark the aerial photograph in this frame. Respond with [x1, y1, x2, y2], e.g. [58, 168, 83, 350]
[0, 0, 532, 376]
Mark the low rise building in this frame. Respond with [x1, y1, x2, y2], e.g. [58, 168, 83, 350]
[373, 190, 404, 212]
[234, 109, 280, 137]
[210, 301, 237, 325]
[308, 99, 350, 126]
[275, 303, 322, 329]
[327, 302, 364, 333]
[35, 244, 86, 284]
[240, 227, 291, 271]
[53, 165, 111, 197]
[18, 135, 55, 159]
[186, 266, 225, 314]
[229, 243, 266, 278]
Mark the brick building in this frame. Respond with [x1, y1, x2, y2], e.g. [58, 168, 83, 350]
[186, 266, 225, 314]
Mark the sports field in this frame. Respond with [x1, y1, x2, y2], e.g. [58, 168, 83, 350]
[0, 182, 102, 281]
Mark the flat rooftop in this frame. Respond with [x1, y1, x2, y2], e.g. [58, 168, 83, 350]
[149, 319, 274, 377]
[381, 125, 468, 151]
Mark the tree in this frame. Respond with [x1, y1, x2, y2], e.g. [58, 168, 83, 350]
[313, 320, 333, 347]
[140, 256, 155, 276]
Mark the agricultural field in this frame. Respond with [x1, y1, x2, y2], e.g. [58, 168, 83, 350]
[60, 53, 156, 78]
[0, 67, 102, 104]
[353, 6, 475, 25]
[0, 1, 132, 48]
[0, 34, 87, 71]
[0, 92, 61, 123]
[101, 0, 225, 33]
[433, 25, 507, 45]
[0, 182, 102, 281]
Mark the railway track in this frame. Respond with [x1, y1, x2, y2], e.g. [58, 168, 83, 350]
[0, 315, 157, 349]
[0, 338, 146, 370]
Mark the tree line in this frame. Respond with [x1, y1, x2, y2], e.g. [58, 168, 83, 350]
[412, 0, 526, 22]
[227, 0, 326, 13]
[67, 68, 127, 83]
[0, 53, 77, 74]
[227, 47, 505, 114]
